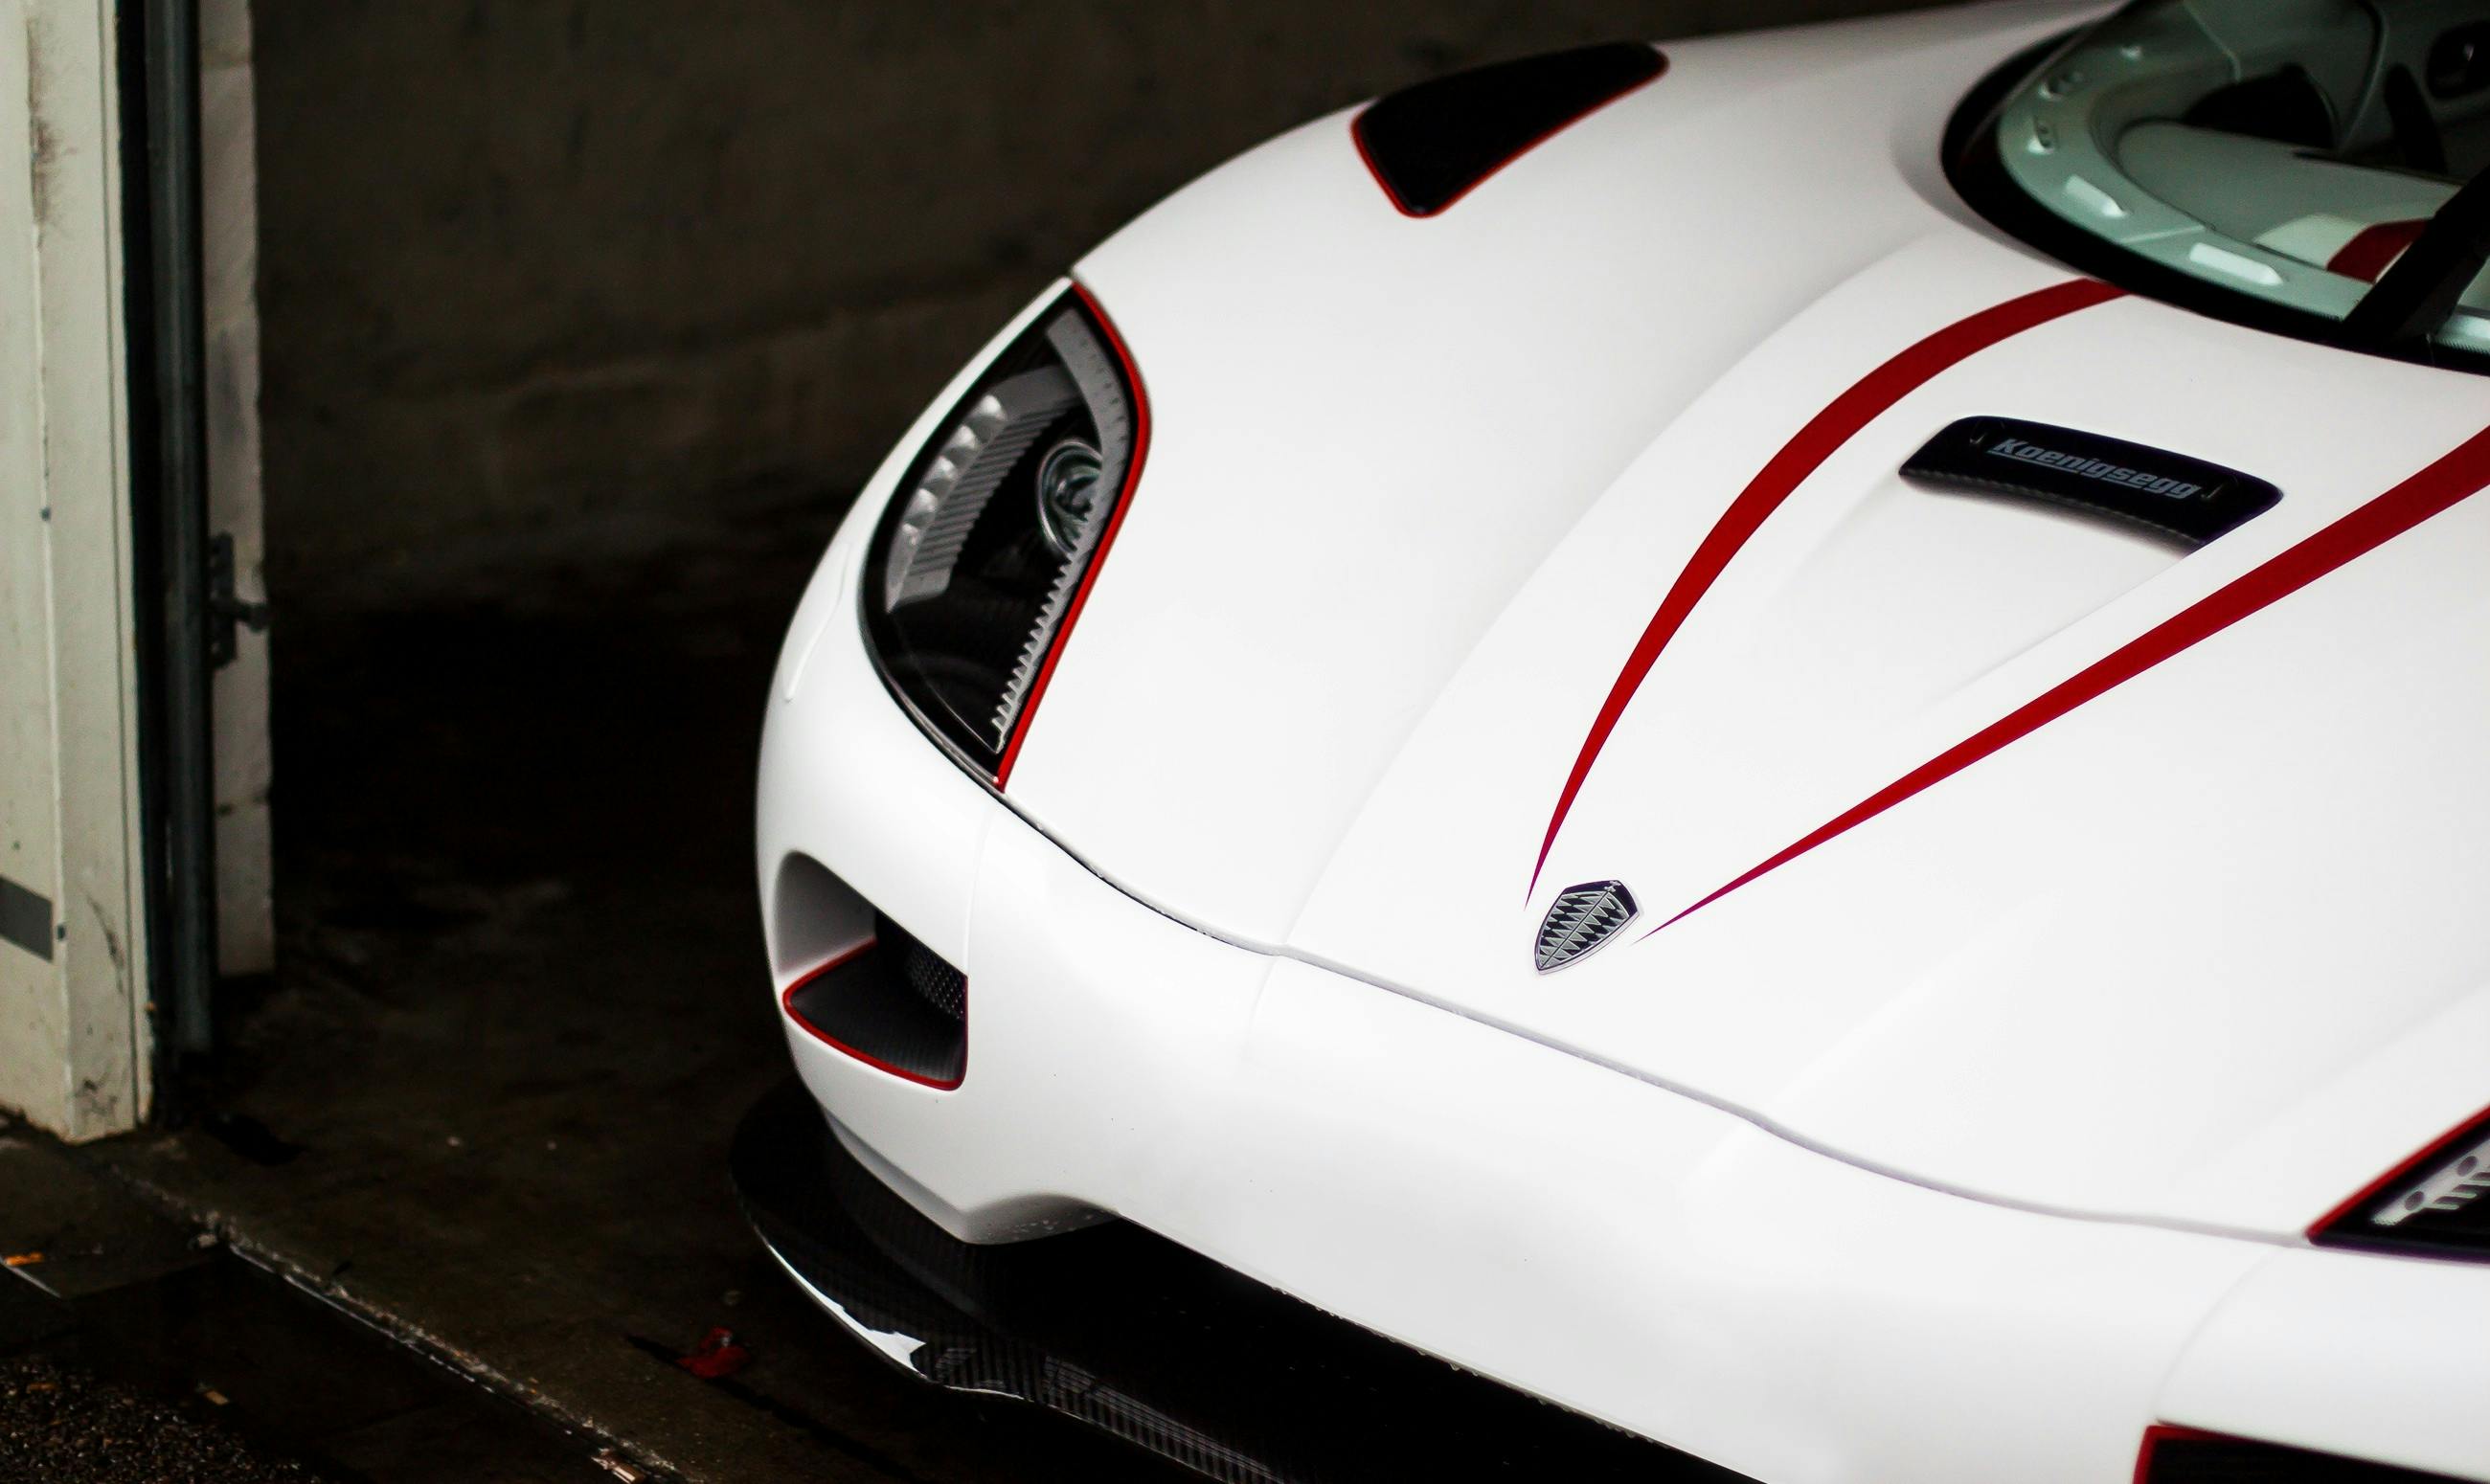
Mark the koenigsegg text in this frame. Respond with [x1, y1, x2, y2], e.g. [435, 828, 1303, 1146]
[1985, 437, 2204, 499]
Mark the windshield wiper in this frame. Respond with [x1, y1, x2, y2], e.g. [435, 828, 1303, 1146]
[2343, 163, 2490, 353]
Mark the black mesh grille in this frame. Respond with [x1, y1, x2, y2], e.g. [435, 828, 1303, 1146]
[902, 940, 966, 1023]
[782, 914, 966, 1087]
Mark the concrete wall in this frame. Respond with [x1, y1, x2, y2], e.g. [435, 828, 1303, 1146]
[253, 1, 1961, 601]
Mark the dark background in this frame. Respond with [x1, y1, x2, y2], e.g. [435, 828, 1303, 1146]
[255, 0, 1958, 604]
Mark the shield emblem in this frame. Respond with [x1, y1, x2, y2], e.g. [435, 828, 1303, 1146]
[1534, 881, 1638, 972]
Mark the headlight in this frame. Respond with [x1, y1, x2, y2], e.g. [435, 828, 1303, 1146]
[2313, 1105, 2490, 1260]
[862, 287, 1145, 782]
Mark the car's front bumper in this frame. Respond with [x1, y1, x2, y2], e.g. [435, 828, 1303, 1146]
[753, 484, 2490, 1484]
[731, 1074, 1739, 1481]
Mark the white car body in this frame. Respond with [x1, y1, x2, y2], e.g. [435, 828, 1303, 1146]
[754, 4, 2490, 1479]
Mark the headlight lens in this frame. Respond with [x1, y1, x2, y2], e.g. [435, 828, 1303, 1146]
[862, 288, 1143, 780]
[1034, 438, 1104, 558]
[2313, 1105, 2490, 1260]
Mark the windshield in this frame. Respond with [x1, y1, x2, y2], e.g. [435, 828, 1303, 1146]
[1964, 0, 2490, 366]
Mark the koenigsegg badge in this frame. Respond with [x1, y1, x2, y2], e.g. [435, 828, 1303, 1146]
[1535, 881, 1638, 972]
[1901, 416, 2279, 548]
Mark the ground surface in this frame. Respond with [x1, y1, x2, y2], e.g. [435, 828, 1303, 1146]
[89, 488, 1183, 1482]
[0, 1353, 323, 1484]
[0, 1122, 608, 1483]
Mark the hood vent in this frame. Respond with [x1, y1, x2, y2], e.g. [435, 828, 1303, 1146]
[1352, 42, 1664, 217]
[1902, 416, 2280, 548]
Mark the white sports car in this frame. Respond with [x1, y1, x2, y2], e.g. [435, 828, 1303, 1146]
[739, 3, 2490, 1479]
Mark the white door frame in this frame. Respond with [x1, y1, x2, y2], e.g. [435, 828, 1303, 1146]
[0, 0, 152, 1138]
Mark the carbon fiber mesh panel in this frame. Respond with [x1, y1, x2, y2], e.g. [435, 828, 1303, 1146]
[901, 941, 966, 1023]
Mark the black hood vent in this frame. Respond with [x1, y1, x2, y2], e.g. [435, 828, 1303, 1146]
[1352, 42, 1664, 217]
[1903, 416, 2280, 548]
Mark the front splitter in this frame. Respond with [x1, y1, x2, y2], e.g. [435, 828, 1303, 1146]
[730, 1078, 1748, 1484]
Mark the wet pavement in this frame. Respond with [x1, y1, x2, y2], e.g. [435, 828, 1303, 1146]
[0, 1352, 324, 1484]
[0, 1122, 607, 1482]
[58, 485, 1188, 1482]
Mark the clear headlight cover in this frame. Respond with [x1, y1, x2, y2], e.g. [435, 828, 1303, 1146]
[862, 288, 1143, 780]
[2315, 1106, 2490, 1261]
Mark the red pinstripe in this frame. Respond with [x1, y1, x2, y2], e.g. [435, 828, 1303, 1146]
[1529, 278, 2126, 895]
[1652, 420, 2490, 934]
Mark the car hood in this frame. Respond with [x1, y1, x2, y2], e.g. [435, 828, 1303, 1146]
[999, 4, 2490, 1237]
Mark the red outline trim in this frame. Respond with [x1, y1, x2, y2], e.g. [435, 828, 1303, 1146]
[2326, 218, 2427, 282]
[2309, 1100, 2490, 1242]
[1649, 420, 2490, 935]
[1351, 47, 1667, 219]
[1529, 278, 2125, 895]
[779, 938, 967, 1091]
[2133, 1425, 2228, 1484]
[993, 281, 1151, 789]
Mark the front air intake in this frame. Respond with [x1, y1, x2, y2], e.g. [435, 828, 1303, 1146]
[781, 914, 966, 1090]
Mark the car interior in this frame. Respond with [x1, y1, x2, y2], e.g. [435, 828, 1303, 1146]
[1993, 0, 2490, 351]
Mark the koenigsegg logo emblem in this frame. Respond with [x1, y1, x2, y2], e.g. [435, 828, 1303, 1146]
[1902, 416, 2280, 550]
[1985, 437, 2202, 500]
[1535, 881, 1638, 972]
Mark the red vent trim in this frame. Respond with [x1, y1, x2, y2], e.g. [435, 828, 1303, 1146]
[780, 939, 966, 1091]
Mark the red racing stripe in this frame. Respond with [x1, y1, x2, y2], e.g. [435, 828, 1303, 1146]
[1651, 419, 2490, 934]
[2326, 218, 2427, 282]
[1528, 278, 2124, 894]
